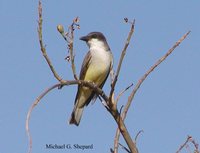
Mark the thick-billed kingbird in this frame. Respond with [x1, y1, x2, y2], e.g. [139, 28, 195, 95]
[69, 32, 113, 126]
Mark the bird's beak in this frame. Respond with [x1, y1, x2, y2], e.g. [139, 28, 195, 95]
[80, 35, 89, 41]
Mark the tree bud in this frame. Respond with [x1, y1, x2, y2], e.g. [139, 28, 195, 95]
[57, 24, 64, 34]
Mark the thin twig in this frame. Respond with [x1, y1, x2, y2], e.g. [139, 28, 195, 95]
[135, 130, 144, 144]
[37, 0, 63, 83]
[109, 19, 135, 102]
[26, 83, 60, 153]
[119, 143, 131, 153]
[57, 18, 79, 80]
[68, 18, 79, 80]
[116, 83, 133, 104]
[176, 136, 192, 153]
[113, 30, 191, 153]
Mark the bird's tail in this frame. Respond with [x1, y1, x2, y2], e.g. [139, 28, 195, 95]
[69, 107, 84, 126]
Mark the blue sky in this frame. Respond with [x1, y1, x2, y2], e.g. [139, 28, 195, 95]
[0, 0, 199, 153]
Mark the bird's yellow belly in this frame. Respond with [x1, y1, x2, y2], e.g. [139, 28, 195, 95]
[84, 63, 108, 86]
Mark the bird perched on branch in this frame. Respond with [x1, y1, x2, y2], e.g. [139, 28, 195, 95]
[69, 32, 113, 126]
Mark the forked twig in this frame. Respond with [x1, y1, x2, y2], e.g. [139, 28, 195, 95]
[57, 18, 80, 80]
[176, 136, 192, 153]
[176, 135, 199, 153]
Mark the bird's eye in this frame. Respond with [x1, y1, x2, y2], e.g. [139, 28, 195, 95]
[92, 34, 97, 38]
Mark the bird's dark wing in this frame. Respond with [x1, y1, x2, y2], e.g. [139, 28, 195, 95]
[79, 51, 92, 80]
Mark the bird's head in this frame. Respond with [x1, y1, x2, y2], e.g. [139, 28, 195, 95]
[80, 32, 109, 50]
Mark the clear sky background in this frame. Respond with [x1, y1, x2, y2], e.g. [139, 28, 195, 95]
[0, 0, 199, 153]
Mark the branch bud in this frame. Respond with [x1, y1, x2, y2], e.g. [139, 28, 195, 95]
[57, 24, 64, 34]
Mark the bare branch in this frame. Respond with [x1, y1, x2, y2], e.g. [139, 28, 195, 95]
[113, 30, 191, 153]
[112, 19, 136, 153]
[26, 77, 114, 153]
[109, 19, 135, 101]
[57, 18, 80, 80]
[37, 0, 63, 83]
[124, 31, 191, 119]
[182, 136, 200, 153]
[68, 17, 79, 80]
[176, 136, 192, 153]
[108, 22, 137, 153]
[26, 83, 60, 153]
[109, 107, 138, 153]
[116, 83, 133, 104]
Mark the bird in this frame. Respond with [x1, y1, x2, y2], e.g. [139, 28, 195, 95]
[69, 32, 113, 126]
